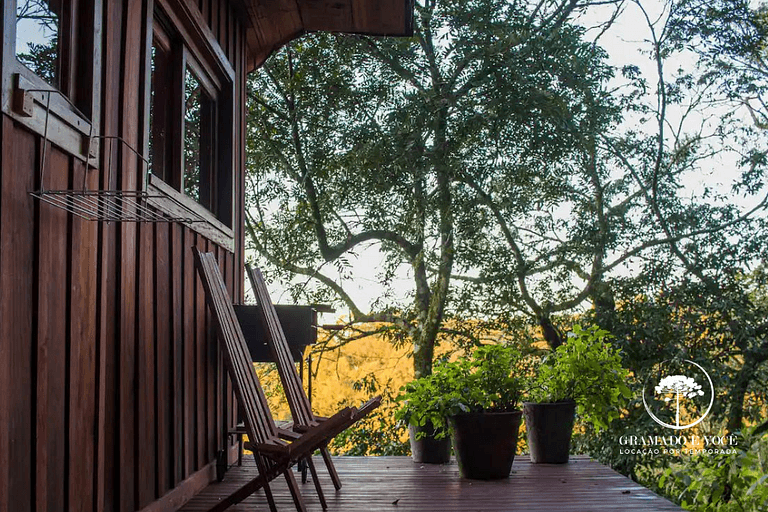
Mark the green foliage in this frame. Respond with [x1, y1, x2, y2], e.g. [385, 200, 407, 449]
[591, 264, 768, 433]
[667, 0, 768, 132]
[244, 0, 623, 375]
[573, 267, 768, 499]
[328, 375, 409, 456]
[16, 39, 58, 86]
[15, 1, 60, 87]
[395, 344, 527, 439]
[529, 324, 632, 431]
[656, 427, 768, 511]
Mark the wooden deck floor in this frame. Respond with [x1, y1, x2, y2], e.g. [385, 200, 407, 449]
[179, 455, 681, 512]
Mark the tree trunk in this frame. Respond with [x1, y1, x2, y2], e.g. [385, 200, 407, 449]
[591, 280, 616, 333]
[726, 352, 766, 433]
[539, 315, 563, 349]
[413, 335, 436, 379]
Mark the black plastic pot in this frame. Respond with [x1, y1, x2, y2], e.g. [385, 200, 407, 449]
[408, 422, 451, 464]
[523, 400, 576, 464]
[449, 410, 522, 480]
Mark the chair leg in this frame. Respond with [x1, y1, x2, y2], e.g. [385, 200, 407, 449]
[305, 457, 327, 509]
[206, 473, 269, 512]
[254, 454, 279, 512]
[237, 433, 243, 466]
[320, 445, 342, 490]
[284, 468, 308, 512]
[262, 479, 279, 512]
[297, 458, 308, 483]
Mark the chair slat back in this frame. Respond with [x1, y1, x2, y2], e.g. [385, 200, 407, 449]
[246, 265, 315, 426]
[193, 249, 280, 447]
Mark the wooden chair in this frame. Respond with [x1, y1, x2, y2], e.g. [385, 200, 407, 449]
[193, 248, 358, 512]
[245, 264, 382, 491]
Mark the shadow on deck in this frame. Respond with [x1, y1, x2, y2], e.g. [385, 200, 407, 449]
[179, 455, 682, 511]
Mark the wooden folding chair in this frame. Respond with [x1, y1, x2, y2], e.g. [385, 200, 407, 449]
[246, 264, 382, 491]
[193, 248, 358, 512]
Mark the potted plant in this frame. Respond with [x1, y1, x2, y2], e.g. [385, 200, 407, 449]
[396, 344, 527, 479]
[524, 324, 631, 463]
[395, 375, 452, 464]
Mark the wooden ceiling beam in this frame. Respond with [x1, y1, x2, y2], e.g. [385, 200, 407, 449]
[232, 0, 413, 71]
[298, 0, 413, 36]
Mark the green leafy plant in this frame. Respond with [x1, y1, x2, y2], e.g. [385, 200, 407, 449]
[328, 375, 409, 456]
[529, 324, 631, 431]
[657, 426, 768, 511]
[395, 344, 527, 439]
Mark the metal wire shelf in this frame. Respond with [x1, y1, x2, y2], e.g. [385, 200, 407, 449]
[27, 88, 207, 223]
[29, 189, 208, 223]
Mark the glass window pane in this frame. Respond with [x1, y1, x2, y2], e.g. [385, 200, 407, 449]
[16, 0, 60, 88]
[149, 45, 156, 174]
[184, 66, 202, 202]
[149, 42, 171, 181]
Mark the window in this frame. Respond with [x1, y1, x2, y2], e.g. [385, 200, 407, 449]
[183, 65, 213, 206]
[149, 21, 176, 187]
[15, 0, 60, 88]
[3, 0, 100, 162]
[147, 3, 234, 230]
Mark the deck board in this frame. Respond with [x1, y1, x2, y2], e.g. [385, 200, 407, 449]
[178, 455, 681, 511]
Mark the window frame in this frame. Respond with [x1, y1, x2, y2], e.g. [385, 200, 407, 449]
[145, 0, 235, 245]
[2, 0, 102, 166]
[181, 51, 218, 209]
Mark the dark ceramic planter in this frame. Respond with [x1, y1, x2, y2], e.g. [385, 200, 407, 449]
[408, 423, 451, 464]
[523, 400, 576, 464]
[449, 410, 522, 480]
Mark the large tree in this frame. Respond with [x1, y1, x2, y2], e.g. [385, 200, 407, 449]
[606, 0, 768, 433]
[245, 0, 615, 378]
[454, 0, 768, 346]
[245, 0, 768, 383]
[561, 3, 768, 475]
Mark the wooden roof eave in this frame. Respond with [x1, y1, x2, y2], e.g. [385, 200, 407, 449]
[232, 0, 414, 72]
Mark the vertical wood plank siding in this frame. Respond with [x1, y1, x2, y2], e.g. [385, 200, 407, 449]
[36, 145, 68, 512]
[0, 1, 246, 511]
[0, 117, 37, 512]
[156, 222, 173, 498]
[69, 159, 99, 512]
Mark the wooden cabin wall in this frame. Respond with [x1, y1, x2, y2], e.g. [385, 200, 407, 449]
[0, 1, 247, 511]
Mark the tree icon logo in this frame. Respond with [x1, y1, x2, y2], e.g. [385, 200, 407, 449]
[642, 360, 714, 430]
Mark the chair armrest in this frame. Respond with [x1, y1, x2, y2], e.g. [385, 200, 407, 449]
[284, 407, 355, 462]
[292, 420, 319, 434]
[245, 439, 290, 462]
[352, 396, 382, 419]
[277, 427, 301, 441]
